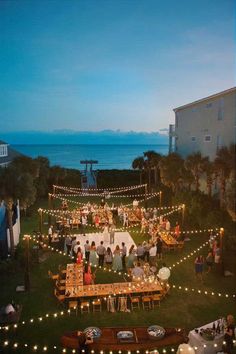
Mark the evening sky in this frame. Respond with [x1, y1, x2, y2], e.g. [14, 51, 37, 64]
[0, 0, 234, 133]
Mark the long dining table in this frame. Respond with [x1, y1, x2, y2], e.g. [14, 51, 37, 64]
[64, 263, 163, 299]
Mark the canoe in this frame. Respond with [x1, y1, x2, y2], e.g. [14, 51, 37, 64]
[61, 327, 187, 351]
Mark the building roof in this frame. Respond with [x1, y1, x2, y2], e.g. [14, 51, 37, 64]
[173, 87, 236, 112]
[0, 140, 23, 165]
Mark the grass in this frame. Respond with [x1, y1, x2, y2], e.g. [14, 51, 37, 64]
[0, 196, 236, 354]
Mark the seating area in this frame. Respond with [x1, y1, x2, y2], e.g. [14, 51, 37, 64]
[56, 291, 165, 315]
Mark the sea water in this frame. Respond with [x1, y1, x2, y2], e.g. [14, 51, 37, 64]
[13, 144, 168, 170]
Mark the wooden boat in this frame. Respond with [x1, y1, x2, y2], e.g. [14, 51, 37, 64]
[61, 326, 187, 351]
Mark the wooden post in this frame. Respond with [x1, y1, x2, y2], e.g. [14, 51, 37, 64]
[48, 193, 52, 226]
[159, 191, 162, 207]
[182, 204, 185, 226]
[145, 184, 148, 209]
[220, 227, 225, 276]
[24, 235, 30, 292]
[38, 209, 43, 234]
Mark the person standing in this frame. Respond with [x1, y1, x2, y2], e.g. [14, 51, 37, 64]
[143, 241, 150, 262]
[223, 314, 235, 354]
[84, 240, 90, 263]
[194, 255, 204, 282]
[76, 247, 83, 265]
[205, 249, 213, 273]
[127, 245, 136, 270]
[103, 222, 109, 243]
[123, 212, 129, 227]
[48, 225, 53, 246]
[112, 245, 123, 271]
[105, 247, 113, 267]
[156, 236, 163, 260]
[89, 241, 98, 267]
[109, 222, 115, 244]
[174, 222, 180, 239]
[149, 243, 157, 266]
[65, 234, 72, 255]
[73, 241, 81, 260]
[96, 241, 106, 267]
[136, 243, 144, 262]
[165, 219, 171, 233]
[121, 242, 127, 269]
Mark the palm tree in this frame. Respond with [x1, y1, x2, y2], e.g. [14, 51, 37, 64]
[159, 153, 184, 193]
[132, 156, 145, 185]
[214, 144, 235, 207]
[143, 151, 162, 191]
[202, 159, 215, 197]
[185, 152, 208, 192]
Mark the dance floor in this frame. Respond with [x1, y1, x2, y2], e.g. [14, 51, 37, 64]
[73, 231, 136, 253]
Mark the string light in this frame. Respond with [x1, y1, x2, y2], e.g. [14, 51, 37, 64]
[1, 340, 232, 353]
[53, 183, 147, 193]
[171, 284, 235, 300]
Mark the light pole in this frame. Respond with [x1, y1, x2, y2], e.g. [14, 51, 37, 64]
[23, 235, 30, 292]
[181, 204, 185, 226]
[38, 208, 43, 234]
[219, 227, 224, 276]
[159, 190, 162, 207]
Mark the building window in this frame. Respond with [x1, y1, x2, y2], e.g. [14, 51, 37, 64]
[206, 103, 212, 108]
[191, 136, 196, 142]
[0, 144, 8, 157]
[204, 135, 211, 142]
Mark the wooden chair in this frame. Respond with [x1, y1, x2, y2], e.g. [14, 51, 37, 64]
[142, 296, 152, 310]
[48, 270, 59, 280]
[92, 299, 102, 312]
[117, 297, 128, 312]
[68, 301, 78, 316]
[54, 289, 65, 306]
[151, 293, 162, 308]
[130, 296, 140, 310]
[55, 280, 66, 292]
[80, 300, 90, 314]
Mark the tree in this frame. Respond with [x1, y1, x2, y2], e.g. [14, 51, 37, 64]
[34, 156, 50, 197]
[11, 156, 39, 178]
[214, 144, 236, 207]
[159, 153, 185, 193]
[132, 156, 145, 185]
[202, 159, 215, 197]
[143, 151, 162, 189]
[185, 152, 208, 192]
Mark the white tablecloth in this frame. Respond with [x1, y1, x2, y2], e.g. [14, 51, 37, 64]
[188, 320, 224, 354]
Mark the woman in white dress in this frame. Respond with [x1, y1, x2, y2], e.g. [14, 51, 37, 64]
[103, 222, 110, 243]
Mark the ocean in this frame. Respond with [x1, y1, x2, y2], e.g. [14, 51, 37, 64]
[13, 144, 169, 170]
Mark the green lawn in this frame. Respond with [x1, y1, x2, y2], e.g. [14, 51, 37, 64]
[0, 197, 236, 354]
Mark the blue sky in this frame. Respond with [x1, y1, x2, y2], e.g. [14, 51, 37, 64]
[0, 0, 234, 133]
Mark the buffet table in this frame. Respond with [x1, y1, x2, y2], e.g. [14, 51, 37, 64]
[188, 320, 224, 354]
[61, 327, 187, 350]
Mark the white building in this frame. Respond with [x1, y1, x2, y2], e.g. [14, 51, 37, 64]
[169, 87, 236, 160]
[0, 140, 22, 167]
